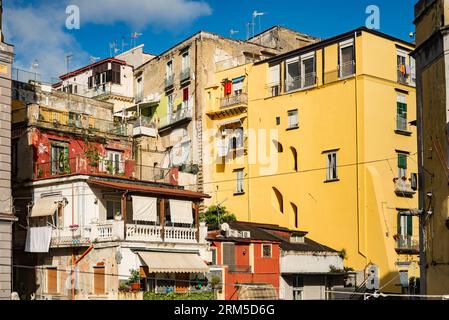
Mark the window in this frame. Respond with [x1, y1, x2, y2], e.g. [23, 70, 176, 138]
[47, 267, 58, 294]
[272, 140, 284, 153]
[326, 151, 338, 181]
[286, 57, 300, 92]
[262, 244, 272, 258]
[106, 150, 124, 174]
[106, 200, 121, 220]
[288, 109, 298, 129]
[232, 77, 244, 96]
[293, 276, 304, 300]
[222, 243, 236, 269]
[397, 49, 408, 83]
[272, 187, 284, 213]
[166, 61, 173, 78]
[93, 266, 105, 295]
[167, 93, 174, 115]
[100, 72, 107, 84]
[236, 169, 244, 194]
[181, 51, 190, 74]
[301, 53, 316, 88]
[230, 128, 244, 150]
[211, 248, 217, 265]
[51, 205, 63, 228]
[276, 117, 281, 126]
[268, 64, 281, 96]
[396, 95, 408, 132]
[398, 213, 413, 238]
[136, 77, 143, 102]
[68, 112, 82, 128]
[339, 39, 355, 78]
[291, 147, 298, 171]
[50, 143, 69, 175]
[397, 153, 407, 179]
[291, 203, 298, 229]
[182, 87, 189, 107]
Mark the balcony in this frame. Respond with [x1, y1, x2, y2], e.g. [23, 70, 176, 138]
[34, 156, 135, 181]
[266, 83, 281, 98]
[14, 105, 129, 136]
[126, 224, 198, 243]
[285, 73, 317, 93]
[50, 221, 125, 248]
[220, 93, 248, 109]
[397, 66, 416, 86]
[132, 116, 158, 137]
[394, 177, 417, 197]
[395, 235, 419, 254]
[180, 67, 190, 82]
[165, 75, 174, 89]
[158, 105, 192, 129]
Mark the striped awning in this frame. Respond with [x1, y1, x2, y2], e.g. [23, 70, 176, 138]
[237, 284, 278, 300]
[30, 196, 63, 218]
[137, 251, 209, 274]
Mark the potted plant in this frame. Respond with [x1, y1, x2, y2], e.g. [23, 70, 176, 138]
[128, 269, 141, 291]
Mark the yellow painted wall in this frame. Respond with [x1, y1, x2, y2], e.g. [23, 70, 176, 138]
[204, 30, 419, 293]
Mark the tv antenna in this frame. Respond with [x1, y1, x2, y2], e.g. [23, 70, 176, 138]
[65, 53, 73, 74]
[121, 36, 129, 52]
[131, 32, 143, 48]
[229, 29, 239, 39]
[246, 22, 254, 40]
[109, 41, 119, 57]
[90, 56, 100, 64]
[252, 10, 266, 37]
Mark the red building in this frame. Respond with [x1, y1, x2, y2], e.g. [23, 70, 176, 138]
[208, 221, 346, 300]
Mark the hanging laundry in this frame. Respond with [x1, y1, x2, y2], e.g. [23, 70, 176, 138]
[25, 226, 52, 253]
[405, 64, 411, 75]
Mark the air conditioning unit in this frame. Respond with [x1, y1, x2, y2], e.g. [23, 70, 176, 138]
[240, 231, 251, 239]
[226, 229, 240, 238]
[411, 173, 418, 191]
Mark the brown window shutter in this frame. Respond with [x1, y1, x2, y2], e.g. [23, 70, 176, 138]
[47, 268, 58, 294]
[94, 267, 105, 295]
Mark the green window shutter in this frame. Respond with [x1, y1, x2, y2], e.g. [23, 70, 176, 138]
[397, 213, 402, 235]
[397, 102, 407, 118]
[398, 154, 407, 169]
[407, 216, 413, 236]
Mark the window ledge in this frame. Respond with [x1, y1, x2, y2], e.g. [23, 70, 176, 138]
[233, 192, 245, 196]
[324, 179, 340, 183]
[286, 126, 299, 131]
[394, 129, 412, 136]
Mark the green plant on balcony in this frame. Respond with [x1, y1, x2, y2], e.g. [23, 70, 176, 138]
[85, 148, 100, 167]
[105, 160, 114, 175]
[128, 269, 141, 291]
[37, 168, 43, 178]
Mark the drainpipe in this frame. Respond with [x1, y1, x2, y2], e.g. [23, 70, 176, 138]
[71, 183, 75, 300]
[122, 191, 128, 239]
[354, 32, 367, 262]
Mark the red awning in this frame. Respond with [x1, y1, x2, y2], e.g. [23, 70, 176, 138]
[88, 179, 210, 199]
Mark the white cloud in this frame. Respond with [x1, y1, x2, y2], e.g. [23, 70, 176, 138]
[4, 3, 89, 82]
[4, 0, 212, 82]
[71, 0, 212, 29]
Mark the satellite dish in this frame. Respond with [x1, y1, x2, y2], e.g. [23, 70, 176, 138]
[221, 223, 230, 232]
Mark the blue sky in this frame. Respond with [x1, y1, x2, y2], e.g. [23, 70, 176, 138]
[4, 0, 416, 80]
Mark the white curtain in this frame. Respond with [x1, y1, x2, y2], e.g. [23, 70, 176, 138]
[132, 196, 158, 222]
[169, 200, 193, 224]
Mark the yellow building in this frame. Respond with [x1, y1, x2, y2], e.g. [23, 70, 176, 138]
[204, 27, 419, 293]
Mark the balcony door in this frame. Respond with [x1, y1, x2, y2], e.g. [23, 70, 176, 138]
[339, 39, 355, 78]
[398, 214, 413, 245]
[50, 142, 69, 176]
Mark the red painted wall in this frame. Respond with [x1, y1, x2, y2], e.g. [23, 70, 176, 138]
[31, 128, 134, 179]
[211, 240, 280, 300]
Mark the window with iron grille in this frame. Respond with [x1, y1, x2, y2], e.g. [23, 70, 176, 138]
[262, 244, 272, 258]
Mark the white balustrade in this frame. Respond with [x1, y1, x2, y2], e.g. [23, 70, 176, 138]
[126, 224, 162, 241]
[164, 227, 197, 243]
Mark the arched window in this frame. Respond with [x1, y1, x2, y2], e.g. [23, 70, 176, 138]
[290, 147, 298, 171]
[291, 202, 298, 228]
[272, 187, 284, 213]
[272, 139, 284, 153]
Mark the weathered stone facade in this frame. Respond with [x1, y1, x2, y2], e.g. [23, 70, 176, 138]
[0, 2, 14, 299]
